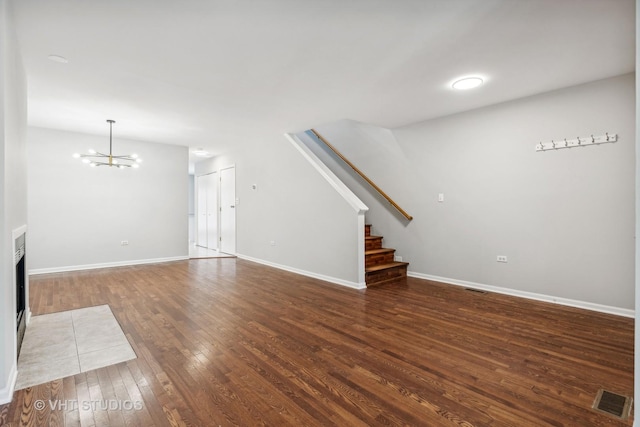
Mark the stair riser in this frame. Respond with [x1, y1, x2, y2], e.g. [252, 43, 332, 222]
[365, 238, 383, 250]
[365, 252, 396, 268]
[363, 224, 408, 286]
[366, 265, 408, 286]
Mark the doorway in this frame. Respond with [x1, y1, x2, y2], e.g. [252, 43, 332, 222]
[196, 172, 217, 250]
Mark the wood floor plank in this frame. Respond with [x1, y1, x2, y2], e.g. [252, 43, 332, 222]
[0, 258, 634, 426]
[116, 363, 155, 426]
[60, 375, 80, 427]
[73, 373, 95, 427]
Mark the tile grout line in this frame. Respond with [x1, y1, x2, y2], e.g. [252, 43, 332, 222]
[70, 309, 82, 372]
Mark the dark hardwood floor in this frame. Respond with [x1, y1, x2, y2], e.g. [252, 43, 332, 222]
[0, 258, 634, 426]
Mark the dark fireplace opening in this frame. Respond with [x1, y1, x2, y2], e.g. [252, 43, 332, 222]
[15, 233, 26, 358]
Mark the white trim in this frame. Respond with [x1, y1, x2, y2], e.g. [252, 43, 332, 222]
[408, 271, 634, 318]
[11, 224, 27, 240]
[219, 163, 236, 172]
[0, 363, 17, 405]
[237, 253, 366, 290]
[286, 133, 368, 215]
[29, 256, 188, 275]
[356, 214, 366, 285]
[219, 164, 237, 255]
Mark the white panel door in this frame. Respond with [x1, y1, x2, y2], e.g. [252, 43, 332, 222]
[220, 166, 236, 254]
[196, 175, 208, 247]
[205, 172, 218, 250]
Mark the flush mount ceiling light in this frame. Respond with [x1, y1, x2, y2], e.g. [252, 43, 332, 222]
[192, 148, 210, 157]
[47, 54, 68, 64]
[73, 120, 142, 168]
[452, 76, 484, 90]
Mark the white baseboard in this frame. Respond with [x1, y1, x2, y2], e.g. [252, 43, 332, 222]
[0, 363, 17, 405]
[29, 256, 189, 275]
[237, 254, 366, 290]
[408, 271, 634, 318]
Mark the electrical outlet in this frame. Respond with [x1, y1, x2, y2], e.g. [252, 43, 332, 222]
[121, 240, 129, 246]
[394, 255, 403, 262]
[270, 240, 276, 246]
[497, 255, 507, 263]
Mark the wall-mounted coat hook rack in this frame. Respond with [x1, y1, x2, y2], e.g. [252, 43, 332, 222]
[535, 133, 617, 152]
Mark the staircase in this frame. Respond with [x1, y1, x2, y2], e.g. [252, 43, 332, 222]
[365, 224, 408, 286]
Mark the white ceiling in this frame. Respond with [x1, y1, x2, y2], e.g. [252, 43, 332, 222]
[10, 0, 635, 162]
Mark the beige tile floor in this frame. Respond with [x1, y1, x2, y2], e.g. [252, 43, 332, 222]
[189, 243, 234, 259]
[15, 304, 136, 390]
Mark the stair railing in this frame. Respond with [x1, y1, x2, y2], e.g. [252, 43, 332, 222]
[310, 129, 413, 221]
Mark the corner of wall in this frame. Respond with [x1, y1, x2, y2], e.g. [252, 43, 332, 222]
[0, 364, 17, 405]
[0, 0, 28, 405]
[634, 0, 640, 419]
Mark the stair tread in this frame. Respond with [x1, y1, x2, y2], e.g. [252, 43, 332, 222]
[366, 276, 407, 287]
[365, 235, 383, 239]
[365, 248, 395, 255]
[366, 261, 409, 273]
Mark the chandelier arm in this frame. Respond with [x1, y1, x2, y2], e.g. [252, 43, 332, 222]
[79, 153, 110, 158]
[93, 161, 132, 167]
[80, 153, 109, 159]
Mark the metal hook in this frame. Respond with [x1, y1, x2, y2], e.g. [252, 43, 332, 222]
[564, 138, 568, 147]
[576, 137, 581, 146]
[606, 132, 609, 141]
[551, 141, 556, 149]
[591, 134, 595, 143]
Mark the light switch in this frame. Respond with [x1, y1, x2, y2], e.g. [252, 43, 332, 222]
[438, 193, 444, 202]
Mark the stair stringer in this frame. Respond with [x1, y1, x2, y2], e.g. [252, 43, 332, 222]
[296, 122, 412, 269]
[286, 133, 368, 287]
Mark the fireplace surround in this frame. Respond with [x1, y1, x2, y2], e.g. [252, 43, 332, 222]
[13, 226, 27, 358]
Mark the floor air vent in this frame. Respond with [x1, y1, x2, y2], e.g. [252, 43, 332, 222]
[592, 389, 632, 420]
[464, 288, 487, 294]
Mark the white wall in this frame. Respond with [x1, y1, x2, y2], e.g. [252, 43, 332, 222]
[195, 132, 364, 287]
[27, 127, 189, 272]
[634, 1, 639, 423]
[0, 0, 28, 403]
[312, 74, 635, 314]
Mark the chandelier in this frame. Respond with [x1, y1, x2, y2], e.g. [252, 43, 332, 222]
[73, 120, 142, 168]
